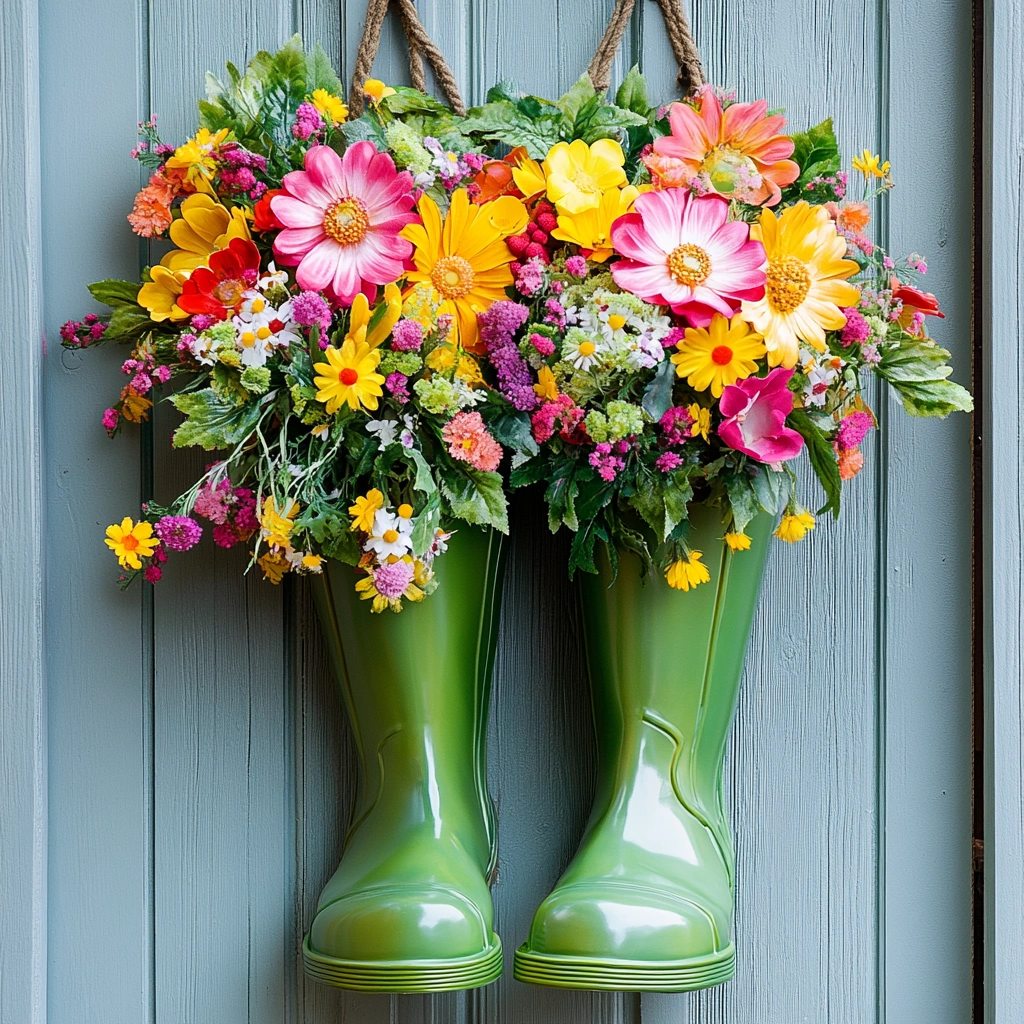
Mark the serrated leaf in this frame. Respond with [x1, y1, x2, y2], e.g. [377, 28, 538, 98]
[725, 472, 761, 534]
[509, 457, 549, 489]
[383, 86, 452, 115]
[304, 43, 342, 95]
[789, 408, 841, 518]
[486, 79, 518, 103]
[171, 388, 264, 450]
[662, 472, 694, 540]
[488, 411, 539, 457]
[404, 448, 437, 496]
[889, 378, 974, 417]
[411, 490, 442, 556]
[615, 65, 652, 116]
[341, 115, 388, 149]
[88, 279, 141, 307]
[557, 73, 598, 122]
[578, 103, 648, 144]
[439, 465, 509, 533]
[878, 337, 955, 382]
[104, 304, 153, 341]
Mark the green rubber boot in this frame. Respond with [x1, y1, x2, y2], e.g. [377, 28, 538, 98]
[304, 527, 506, 993]
[514, 506, 772, 992]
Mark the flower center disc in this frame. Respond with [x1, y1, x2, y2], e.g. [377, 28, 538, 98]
[578, 341, 596, 357]
[214, 278, 246, 306]
[324, 197, 370, 246]
[572, 169, 598, 193]
[122, 534, 139, 552]
[382, 529, 399, 543]
[766, 255, 812, 313]
[711, 344, 734, 365]
[431, 255, 475, 299]
[339, 367, 359, 385]
[667, 243, 712, 287]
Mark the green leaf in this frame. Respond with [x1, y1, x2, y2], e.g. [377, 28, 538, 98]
[615, 66, 652, 116]
[171, 388, 265, 450]
[789, 408, 842, 517]
[544, 461, 579, 532]
[574, 473, 615, 521]
[628, 470, 665, 538]
[439, 465, 509, 533]
[641, 359, 676, 422]
[304, 43, 342, 95]
[751, 465, 792, 515]
[486, 80, 518, 103]
[787, 118, 840, 193]
[103, 304, 153, 341]
[878, 337, 954, 383]
[568, 517, 602, 576]
[557, 73, 598, 122]
[88, 279, 141, 307]
[889, 378, 974, 418]
[404, 448, 437, 496]
[489, 411, 539, 458]
[509, 457, 549, 489]
[725, 472, 760, 534]
[410, 490, 442, 557]
[577, 103, 648, 144]
[341, 115, 388, 149]
[661, 471, 694, 540]
[383, 86, 452, 115]
[460, 100, 565, 159]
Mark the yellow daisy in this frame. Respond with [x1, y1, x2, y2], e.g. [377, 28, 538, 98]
[851, 149, 890, 179]
[665, 551, 711, 591]
[311, 88, 348, 124]
[671, 315, 766, 397]
[688, 403, 711, 442]
[260, 496, 299, 549]
[724, 532, 752, 552]
[543, 139, 627, 214]
[551, 184, 639, 261]
[138, 266, 189, 322]
[740, 202, 861, 369]
[775, 509, 815, 543]
[314, 339, 385, 413]
[159, 194, 251, 273]
[105, 517, 159, 570]
[349, 489, 385, 533]
[400, 190, 523, 353]
[165, 127, 230, 193]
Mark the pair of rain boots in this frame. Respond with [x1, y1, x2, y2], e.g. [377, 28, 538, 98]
[303, 508, 770, 993]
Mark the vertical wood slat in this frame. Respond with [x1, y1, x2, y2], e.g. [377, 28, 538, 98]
[982, 0, 1024, 1021]
[0, 1, 47, 1023]
[884, 1, 974, 1021]
[146, 4, 294, 1023]
[37, 0, 156, 1021]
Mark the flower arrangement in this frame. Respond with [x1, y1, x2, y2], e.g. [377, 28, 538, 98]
[458, 71, 972, 586]
[66, 38, 970, 608]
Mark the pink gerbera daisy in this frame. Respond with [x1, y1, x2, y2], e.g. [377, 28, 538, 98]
[271, 142, 418, 307]
[610, 189, 767, 327]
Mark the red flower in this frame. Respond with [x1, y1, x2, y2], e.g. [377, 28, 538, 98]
[891, 277, 944, 330]
[178, 238, 261, 318]
[253, 188, 285, 232]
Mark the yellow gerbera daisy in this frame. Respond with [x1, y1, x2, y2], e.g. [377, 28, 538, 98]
[511, 154, 547, 200]
[314, 338, 385, 413]
[724, 532, 752, 551]
[671, 315, 766, 397]
[543, 139, 627, 214]
[552, 184, 639, 261]
[311, 88, 348, 124]
[400, 190, 523, 353]
[105, 517, 158, 569]
[165, 127, 230, 193]
[138, 266, 189, 322]
[666, 551, 711, 591]
[740, 202, 861, 369]
[775, 509, 816, 543]
[160, 194, 251, 273]
[363, 79, 396, 104]
[349, 489, 384, 533]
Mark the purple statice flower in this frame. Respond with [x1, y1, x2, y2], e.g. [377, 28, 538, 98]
[478, 300, 536, 411]
[861, 343, 881, 364]
[839, 307, 871, 346]
[291, 290, 332, 334]
[292, 102, 324, 140]
[589, 442, 626, 482]
[154, 515, 203, 552]
[655, 451, 682, 473]
[565, 254, 588, 278]
[373, 559, 415, 599]
[385, 372, 410, 403]
[391, 318, 424, 352]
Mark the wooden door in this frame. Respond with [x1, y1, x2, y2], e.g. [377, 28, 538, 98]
[21, 0, 977, 1021]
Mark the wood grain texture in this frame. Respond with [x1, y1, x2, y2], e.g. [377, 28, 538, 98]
[147, 4, 293, 1023]
[982, 1, 1024, 1021]
[0, 2, 46, 1023]
[885, 2, 973, 1021]
[38, 0, 157, 1021]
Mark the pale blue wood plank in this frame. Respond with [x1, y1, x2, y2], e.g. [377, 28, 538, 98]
[982, 1, 1024, 1021]
[146, 5, 295, 1023]
[0, 1, 47, 1023]
[38, 0, 156, 1020]
[884, 1, 973, 1021]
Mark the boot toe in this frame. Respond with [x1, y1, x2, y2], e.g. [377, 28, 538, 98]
[526, 880, 725, 962]
[309, 884, 493, 962]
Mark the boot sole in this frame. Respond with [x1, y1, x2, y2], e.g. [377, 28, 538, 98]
[513, 943, 734, 991]
[303, 931, 503, 992]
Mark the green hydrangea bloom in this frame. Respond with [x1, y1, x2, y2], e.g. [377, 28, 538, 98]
[240, 366, 271, 394]
[380, 351, 424, 376]
[385, 122, 433, 176]
[584, 409, 609, 443]
[587, 400, 644, 442]
[217, 348, 241, 368]
[413, 376, 460, 416]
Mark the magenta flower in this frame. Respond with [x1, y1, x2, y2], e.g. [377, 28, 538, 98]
[610, 189, 766, 327]
[271, 142, 418, 307]
[717, 368, 804, 463]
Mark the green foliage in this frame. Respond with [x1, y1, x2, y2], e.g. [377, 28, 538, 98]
[785, 118, 841, 198]
[103, 305, 153, 341]
[877, 337, 974, 417]
[88, 280, 141, 307]
[170, 388, 266, 450]
[437, 463, 510, 533]
[789, 409, 842, 517]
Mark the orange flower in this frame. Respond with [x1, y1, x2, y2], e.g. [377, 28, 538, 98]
[472, 147, 545, 204]
[838, 448, 865, 480]
[645, 87, 799, 207]
[127, 186, 172, 238]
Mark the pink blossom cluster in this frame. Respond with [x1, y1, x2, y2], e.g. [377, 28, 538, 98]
[391, 319, 424, 352]
[385, 372, 409, 402]
[589, 440, 630, 482]
[531, 395, 586, 445]
[292, 102, 324, 141]
[442, 411, 503, 472]
[372, 559, 416, 600]
[60, 313, 107, 347]
[192, 476, 258, 548]
[218, 146, 268, 200]
[839, 307, 871, 346]
[291, 290, 333, 337]
[154, 515, 203, 551]
[659, 406, 694, 446]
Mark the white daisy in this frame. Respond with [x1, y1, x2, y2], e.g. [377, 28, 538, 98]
[366, 417, 399, 451]
[562, 328, 602, 371]
[365, 509, 414, 560]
